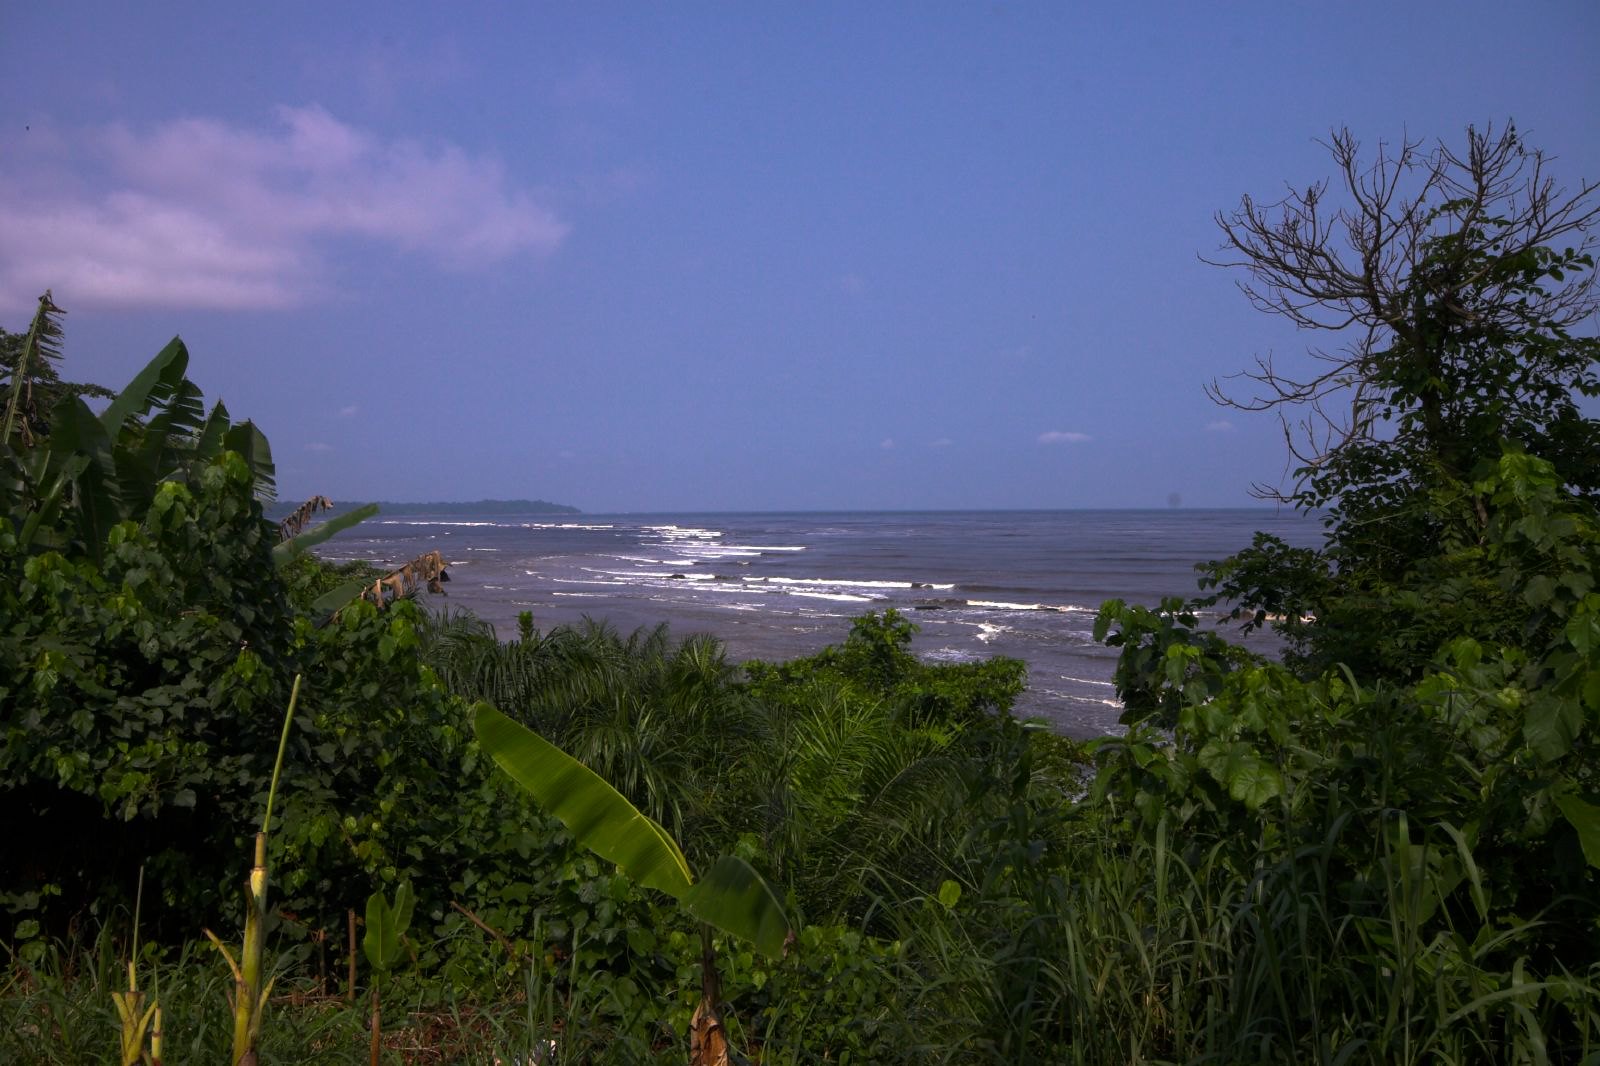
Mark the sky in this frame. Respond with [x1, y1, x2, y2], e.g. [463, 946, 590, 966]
[2, 3, 1596, 512]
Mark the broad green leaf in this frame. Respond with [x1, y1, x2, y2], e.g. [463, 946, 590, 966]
[223, 420, 275, 500]
[363, 891, 391, 971]
[45, 398, 120, 556]
[1198, 740, 1283, 809]
[681, 855, 791, 957]
[115, 376, 207, 515]
[472, 702, 694, 899]
[17, 454, 89, 551]
[1566, 606, 1600, 657]
[1522, 574, 1556, 608]
[363, 880, 413, 972]
[272, 503, 379, 567]
[100, 337, 188, 439]
[1226, 756, 1283, 809]
[1555, 794, 1600, 870]
[390, 880, 415, 942]
[1524, 694, 1582, 762]
[310, 577, 374, 614]
[193, 400, 232, 463]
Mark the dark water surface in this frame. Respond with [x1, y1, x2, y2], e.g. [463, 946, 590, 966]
[322, 509, 1323, 737]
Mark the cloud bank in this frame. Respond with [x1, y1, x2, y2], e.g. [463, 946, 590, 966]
[0, 105, 568, 311]
[1037, 430, 1090, 444]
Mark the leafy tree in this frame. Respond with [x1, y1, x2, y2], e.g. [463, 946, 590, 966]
[1083, 125, 1600, 1059]
[1199, 123, 1600, 677]
[0, 293, 114, 448]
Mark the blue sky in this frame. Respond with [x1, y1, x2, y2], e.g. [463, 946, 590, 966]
[2, 2, 1596, 511]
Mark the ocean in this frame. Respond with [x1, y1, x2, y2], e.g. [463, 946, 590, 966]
[320, 509, 1324, 737]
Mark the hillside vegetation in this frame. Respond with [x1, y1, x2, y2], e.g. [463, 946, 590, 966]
[2, 126, 1598, 1063]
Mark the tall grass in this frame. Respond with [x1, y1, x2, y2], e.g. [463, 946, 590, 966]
[0, 932, 360, 1064]
[877, 804, 1600, 1065]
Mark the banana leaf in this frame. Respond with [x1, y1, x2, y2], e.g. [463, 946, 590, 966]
[100, 337, 188, 439]
[310, 577, 375, 614]
[363, 881, 415, 972]
[272, 503, 379, 567]
[682, 855, 790, 958]
[473, 703, 792, 955]
[222, 420, 275, 500]
[473, 702, 694, 898]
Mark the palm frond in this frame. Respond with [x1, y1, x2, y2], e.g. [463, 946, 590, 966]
[2, 290, 66, 447]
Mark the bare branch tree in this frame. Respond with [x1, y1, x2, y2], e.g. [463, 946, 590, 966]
[1205, 123, 1600, 500]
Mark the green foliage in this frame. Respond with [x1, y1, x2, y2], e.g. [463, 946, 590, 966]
[277, 552, 386, 614]
[270, 502, 379, 568]
[473, 702, 790, 957]
[1, 336, 277, 567]
[10, 189, 1598, 1063]
[1063, 126, 1600, 1061]
[363, 880, 414, 974]
[474, 703, 695, 899]
[1201, 129, 1600, 681]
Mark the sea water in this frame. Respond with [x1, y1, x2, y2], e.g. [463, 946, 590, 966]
[321, 509, 1323, 737]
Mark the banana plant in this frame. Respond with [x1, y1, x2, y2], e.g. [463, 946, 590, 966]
[2, 335, 278, 562]
[472, 702, 790, 1063]
[362, 881, 414, 1066]
[112, 867, 162, 1066]
[204, 675, 302, 1066]
[0, 323, 387, 580]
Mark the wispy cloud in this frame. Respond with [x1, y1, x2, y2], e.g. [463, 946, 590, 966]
[0, 105, 568, 312]
[1037, 430, 1090, 445]
[305, 441, 334, 452]
[339, 404, 360, 418]
[927, 437, 953, 448]
[1205, 419, 1235, 432]
[880, 437, 896, 450]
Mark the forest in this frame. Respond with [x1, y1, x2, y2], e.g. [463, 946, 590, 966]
[1, 125, 1597, 1064]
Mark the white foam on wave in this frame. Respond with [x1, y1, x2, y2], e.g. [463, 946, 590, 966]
[789, 590, 875, 603]
[976, 622, 1010, 643]
[466, 547, 501, 552]
[1039, 686, 1125, 710]
[679, 543, 807, 554]
[377, 519, 507, 527]
[967, 599, 1093, 613]
[1058, 674, 1116, 688]
[757, 576, 955, 591]
[923, 646, 982, 663]
[524, 522, 616, 531]
[670, 545, 765, 558]
[643, 525, 722, 540]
